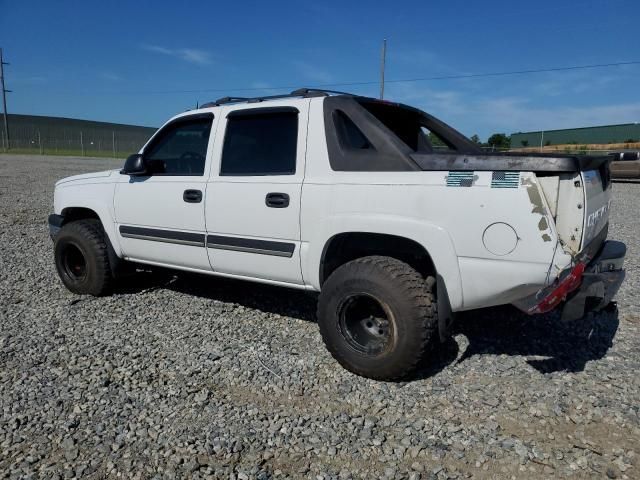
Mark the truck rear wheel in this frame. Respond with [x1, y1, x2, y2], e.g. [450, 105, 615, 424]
[54, 219, 113, 296]
[317, 256, 438, 381]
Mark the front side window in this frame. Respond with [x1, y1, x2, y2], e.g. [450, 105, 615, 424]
[144, 116, 212, 175]
[220, 110, 298, 176]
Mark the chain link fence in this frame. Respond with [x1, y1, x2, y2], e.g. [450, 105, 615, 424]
[2, 114, 633, 159]
[1, 114, 156, 158]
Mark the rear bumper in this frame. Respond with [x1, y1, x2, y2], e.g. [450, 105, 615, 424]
[561, 240, 626, 321]
[513, 240, 626, 320]
[48, 214, 64, 240]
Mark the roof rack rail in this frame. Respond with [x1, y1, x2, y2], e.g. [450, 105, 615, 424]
[290, 88, 354, 97]
[200, 96, 249, 108]
[215, 96, 250, 105]
[199, 88, 355, 109]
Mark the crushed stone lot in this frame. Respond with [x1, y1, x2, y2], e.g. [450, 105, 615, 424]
[1, 154, 639, 479]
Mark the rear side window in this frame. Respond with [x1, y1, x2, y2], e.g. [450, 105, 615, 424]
[359, 101, 424, 151]
[334, 110, 373, 150]
[220, 110, 298, 176]
[359, 101, 458, 153]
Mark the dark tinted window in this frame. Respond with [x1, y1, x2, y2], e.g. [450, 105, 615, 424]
[359, 101, 424, 151]
[220, 111, 298, 176]
[334, 110, 373, 150]
[144, 116, 212, 175]
[359, 101, 460, 153]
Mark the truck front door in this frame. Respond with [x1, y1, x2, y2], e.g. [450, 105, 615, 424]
[114, 113, 216, 271]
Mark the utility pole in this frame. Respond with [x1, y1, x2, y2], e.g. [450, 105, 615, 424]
[379, 39, 387, 100]
[0, 48, 11, 151]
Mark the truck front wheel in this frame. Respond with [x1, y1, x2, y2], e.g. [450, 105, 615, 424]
[54, 219, 113, 296]
[317, 256, 438, 381]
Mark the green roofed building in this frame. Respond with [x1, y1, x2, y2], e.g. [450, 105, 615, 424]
[511, 123, 640, 147]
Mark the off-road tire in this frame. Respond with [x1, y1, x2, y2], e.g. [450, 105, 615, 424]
[317, 255, 438, 381]
[54, 219, 113, 296]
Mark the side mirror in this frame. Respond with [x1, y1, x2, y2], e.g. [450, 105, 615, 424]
[120, 154, 148, 176]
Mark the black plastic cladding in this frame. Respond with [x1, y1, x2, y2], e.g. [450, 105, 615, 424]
[323, 96, 420, 171]
[322, 96, 612, 173]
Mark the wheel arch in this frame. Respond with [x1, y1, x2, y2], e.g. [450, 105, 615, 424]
[319, 232, 435, 285]
[317, 230, 458, 341]
[304, 219, 463, 312]
[60, 206, 100, 223]
[57, 204, 122, 259]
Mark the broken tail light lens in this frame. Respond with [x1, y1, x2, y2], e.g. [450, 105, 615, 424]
[528, 262, 586, 314]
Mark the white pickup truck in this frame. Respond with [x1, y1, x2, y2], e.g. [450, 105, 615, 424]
[49, 88, 626, 380]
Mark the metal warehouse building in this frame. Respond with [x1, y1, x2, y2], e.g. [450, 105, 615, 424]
[511, 123, 640, 147]
[3, 113, 157, 156]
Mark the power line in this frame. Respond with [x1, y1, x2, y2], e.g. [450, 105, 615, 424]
[384, 60, 640, 84]
[124, 59, 640, 95]
[16, 59, 640, 97]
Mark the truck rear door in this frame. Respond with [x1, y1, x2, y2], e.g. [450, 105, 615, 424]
[204, 101, 309, 285]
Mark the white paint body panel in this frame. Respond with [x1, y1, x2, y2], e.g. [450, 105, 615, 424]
[54, 172, 122, 255]
[52, 96, 601, 313]
[113, 177, 211, 269]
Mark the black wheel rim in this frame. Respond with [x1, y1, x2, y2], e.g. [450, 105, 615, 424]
[61, 243, 87, 281]
[338, 293, 394, 355]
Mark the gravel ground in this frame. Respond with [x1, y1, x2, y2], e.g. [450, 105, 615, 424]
[1, 154, 638, 480]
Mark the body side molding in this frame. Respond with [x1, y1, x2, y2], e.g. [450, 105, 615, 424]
[118, 226, 295, 257]
[206, 235, 295, 257]
[119, 225, 205, 247]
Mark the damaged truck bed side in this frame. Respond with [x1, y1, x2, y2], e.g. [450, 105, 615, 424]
[410, 150, 625, 320]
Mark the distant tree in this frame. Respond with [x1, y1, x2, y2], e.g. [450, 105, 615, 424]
[428, 132, 446, 147]
[624, 138, 638, 143]
[487, 133, 511, 150]
[520, 140, 529, 147]
[545, 140, 551, 146]
[470, 134, 481, 144]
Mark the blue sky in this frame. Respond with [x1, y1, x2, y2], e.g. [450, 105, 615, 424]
[1, 0, 639, 140]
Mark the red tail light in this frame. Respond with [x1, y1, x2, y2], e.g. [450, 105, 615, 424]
[528, 263, 586, 314]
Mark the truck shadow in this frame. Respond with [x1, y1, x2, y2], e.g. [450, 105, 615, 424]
[115, 269, 318, 321]
[115, 270, 620, 379]
[451, 305, 619, 374]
